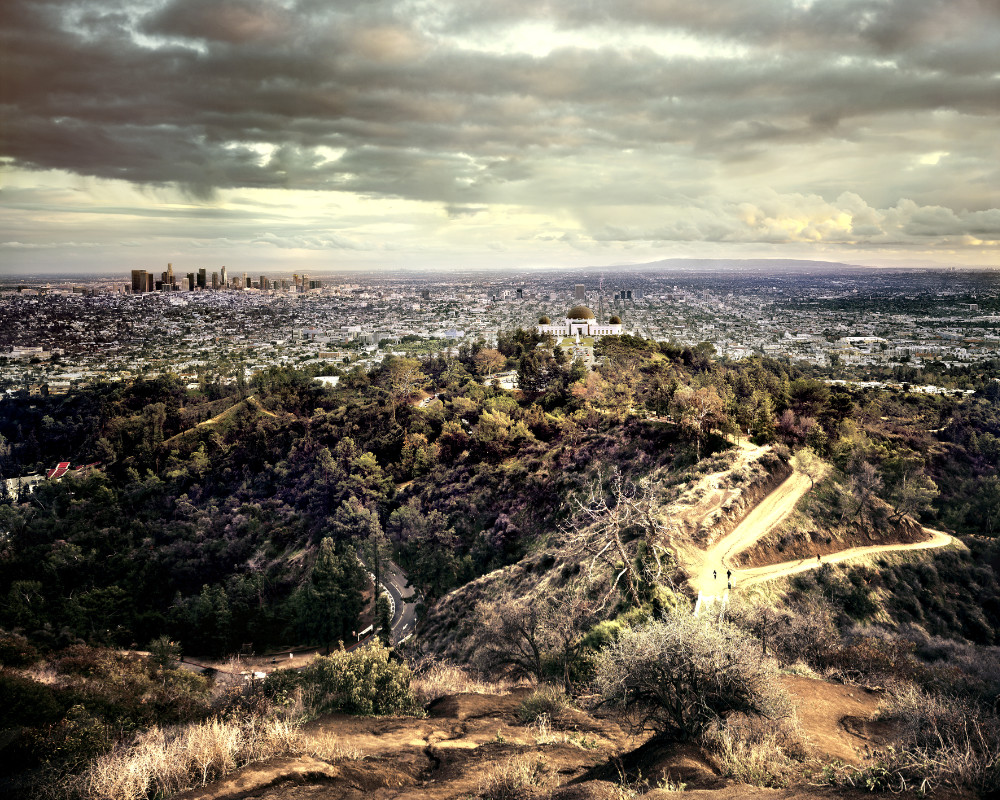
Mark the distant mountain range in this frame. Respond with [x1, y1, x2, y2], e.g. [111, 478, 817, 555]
[600, 258, 875, 273]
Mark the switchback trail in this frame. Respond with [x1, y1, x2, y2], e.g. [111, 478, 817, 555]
[733, 527, 954, 589]
[686, 462, 817, 597]
[684, 454, 956, 602]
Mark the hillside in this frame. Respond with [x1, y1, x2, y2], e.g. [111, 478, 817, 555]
[3, 342, 1000, 799]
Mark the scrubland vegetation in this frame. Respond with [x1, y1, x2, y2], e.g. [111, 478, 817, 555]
[2, 331, 1000, 796]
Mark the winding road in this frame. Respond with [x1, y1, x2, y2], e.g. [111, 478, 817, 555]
[381, 559, 417, 644]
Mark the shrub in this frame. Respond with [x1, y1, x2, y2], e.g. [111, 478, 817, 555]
[283, 641, 416, 717]
[0, 630, 41, 668]
[517, 684, 569, 724]
[821, 683, 1000, 794]
[702, 714, 805, 788]
[822, 636, 917, 684]
[0, 672, 62, 727]
[34, 704, 114, 772]
[594, 611, 791, 740]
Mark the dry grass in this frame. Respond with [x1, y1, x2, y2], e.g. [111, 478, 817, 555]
[702, 714, 805, 788]
[70, 714, 359, 800]
[409, 658, 520, 705]
[517, 684, 570, 724]
[866, 683, 1000, 793]
[478, 754, 550, 800]
[528, 714, 599, 750]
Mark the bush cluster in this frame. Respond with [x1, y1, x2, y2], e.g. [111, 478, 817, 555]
[262, 641, 416, 717]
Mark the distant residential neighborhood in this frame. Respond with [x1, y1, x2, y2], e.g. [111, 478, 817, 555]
[2, 267, 998, 397]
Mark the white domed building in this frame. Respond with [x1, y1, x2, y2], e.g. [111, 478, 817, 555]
[537, 305, 623, 338]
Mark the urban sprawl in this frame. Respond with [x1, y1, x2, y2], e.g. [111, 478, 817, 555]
[2, 266, 999, 397]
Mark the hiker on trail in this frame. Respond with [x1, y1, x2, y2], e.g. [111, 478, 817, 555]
[713, 570, 717, 580]
[726, 569, 731, 581]
[817, 554, 821, 562]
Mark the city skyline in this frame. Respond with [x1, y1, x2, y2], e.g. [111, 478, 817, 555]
[2, 0, 999, 274]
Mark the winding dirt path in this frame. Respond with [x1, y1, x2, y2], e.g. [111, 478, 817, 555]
[733, 526, 954, 588]
[685, 455, 956, 602]
[687, 464, 817, 597]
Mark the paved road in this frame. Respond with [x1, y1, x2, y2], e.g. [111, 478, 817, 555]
[381, 559, 416, 643]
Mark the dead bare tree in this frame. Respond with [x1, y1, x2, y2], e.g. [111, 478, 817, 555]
[564, 468, 679, 611]
[471, 584, 598, 689]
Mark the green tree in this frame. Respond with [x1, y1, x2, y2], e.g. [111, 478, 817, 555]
[474, 348, 505, 377]
[388, 501, 460, 599]
[375, 592, 392, 646]
[297, 538, 366, 654]
[148, 635, 181, 672]
[749, 391, 776, 444]
[671, 385, 728, 460]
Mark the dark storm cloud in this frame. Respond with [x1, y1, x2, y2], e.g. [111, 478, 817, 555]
[1, 0, 997, 237]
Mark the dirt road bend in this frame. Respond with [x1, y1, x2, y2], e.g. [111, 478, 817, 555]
[684, 455, 956, 602]
[687, 465, 816, 597]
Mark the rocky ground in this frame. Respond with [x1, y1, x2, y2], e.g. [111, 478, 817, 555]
[172, 675, 942, 800]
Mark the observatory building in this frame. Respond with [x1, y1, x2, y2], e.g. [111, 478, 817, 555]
[536, 305, 623, 338]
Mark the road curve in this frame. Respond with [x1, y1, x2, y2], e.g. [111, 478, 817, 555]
[689, 467, 815, 597]
[686, 451, 957, 603]
[382, 559, 416, 643]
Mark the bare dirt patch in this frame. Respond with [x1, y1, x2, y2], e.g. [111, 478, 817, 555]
[174, 673, 907, 800]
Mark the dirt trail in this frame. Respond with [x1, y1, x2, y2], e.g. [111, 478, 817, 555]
[686, 463, 816, 597]
[685, 455, 955, 601]
[733, 527, 954, 589]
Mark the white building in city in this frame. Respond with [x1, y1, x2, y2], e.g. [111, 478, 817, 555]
[537, 305, 623, 338]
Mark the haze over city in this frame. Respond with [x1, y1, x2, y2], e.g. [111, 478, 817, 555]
[2, 0, 999, 274]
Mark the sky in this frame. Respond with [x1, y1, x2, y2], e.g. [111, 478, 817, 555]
[1, 0, 999, 275]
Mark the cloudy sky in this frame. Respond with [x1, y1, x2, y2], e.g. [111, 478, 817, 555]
[2, 0, 999, 274]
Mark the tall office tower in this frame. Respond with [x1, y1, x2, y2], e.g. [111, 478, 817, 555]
[212, 272, 219, 289]
[166, 262, 174, 289]
[160, 271, 169, 289]
[187, 273, 196, 291]
[197, 268, 207, 289]
[131, 270, 148, 293]
[242, 272, 249, 289]
[220, 266, 227, 287]
[292, 273, 299, 289]
[574, 284, 586, 300]
[516, 288, 523, 299]
[421, 289, 430, 300]
[281, 280, 289, 290]
[260, 275, 267, 290]
[301, 273, 309, 292]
